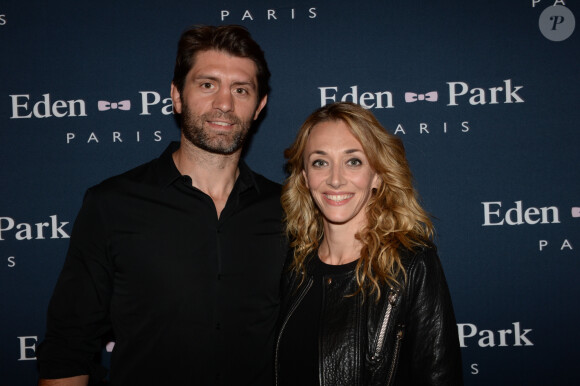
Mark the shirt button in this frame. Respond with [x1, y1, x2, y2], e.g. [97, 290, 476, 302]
[326, 278, 332, 285]
[215, 323, 221, 330]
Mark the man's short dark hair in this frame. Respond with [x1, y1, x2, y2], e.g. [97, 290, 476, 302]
[172, 25, 271, 101]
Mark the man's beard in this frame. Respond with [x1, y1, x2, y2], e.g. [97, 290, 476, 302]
[180, 104, 253, 155]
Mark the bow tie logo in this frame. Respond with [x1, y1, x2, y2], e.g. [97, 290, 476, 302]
[98, 100, 131, 111]
[405, 91, 438, 103]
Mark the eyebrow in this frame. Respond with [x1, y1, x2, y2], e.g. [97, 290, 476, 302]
[194, 75, 257, 89]
[194, 75, 219, 82]
[232, 81, 257, 90]
[308, 148, 362, 156]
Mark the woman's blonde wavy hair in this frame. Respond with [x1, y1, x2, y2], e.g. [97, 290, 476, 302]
[281, 102, 434, 299]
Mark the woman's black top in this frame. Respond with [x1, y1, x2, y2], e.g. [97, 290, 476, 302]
[277, 256, 359, 386]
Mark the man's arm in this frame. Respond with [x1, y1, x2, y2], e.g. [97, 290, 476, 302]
[37, 188, 112, 383]
[38, 375, 89, 386]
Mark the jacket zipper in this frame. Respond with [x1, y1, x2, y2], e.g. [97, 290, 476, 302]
[386, 328, 404, 386]
[275, 277, 314, 386]
[371, 290, 398, 361]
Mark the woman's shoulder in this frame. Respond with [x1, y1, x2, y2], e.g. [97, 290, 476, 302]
[399, 241, 436, 259]
[399, 242, 442, 276]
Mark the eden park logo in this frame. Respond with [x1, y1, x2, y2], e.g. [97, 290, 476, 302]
[318, 79, 524, 109]
[9, 91, 173, 119]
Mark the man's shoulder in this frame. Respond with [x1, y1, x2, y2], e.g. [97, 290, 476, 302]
[89, 157, 163, 195]
[90, 143, 178, 195]
[241, 160, 281, 197]
[250, 170, 282, 195]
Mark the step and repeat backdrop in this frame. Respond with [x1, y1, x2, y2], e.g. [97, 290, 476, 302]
[1, 1, 578, 385]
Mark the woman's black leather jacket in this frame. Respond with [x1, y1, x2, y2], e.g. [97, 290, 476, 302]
[275, 246, 463, 386]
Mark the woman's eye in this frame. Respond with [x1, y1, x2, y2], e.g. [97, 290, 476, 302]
[312, 160, 327, 167]
[347, 158, 362, 166]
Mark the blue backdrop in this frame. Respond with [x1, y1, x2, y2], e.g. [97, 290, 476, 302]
[1, 1, 579, 385]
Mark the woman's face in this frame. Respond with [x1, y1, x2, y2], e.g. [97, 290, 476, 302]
[302, 120, 379, 229]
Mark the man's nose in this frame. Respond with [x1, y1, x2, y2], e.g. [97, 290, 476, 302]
[213, 87, 234, 113]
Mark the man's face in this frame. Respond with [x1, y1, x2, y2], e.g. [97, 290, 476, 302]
[171, 49, 267, 155]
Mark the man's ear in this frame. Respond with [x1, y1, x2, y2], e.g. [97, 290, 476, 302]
[170, 82, 183, 114]
[253, 94, 268, 120]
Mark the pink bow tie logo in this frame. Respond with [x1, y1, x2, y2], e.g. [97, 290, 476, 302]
[405, 91, 438, 103]
[98, 100, 131, 111]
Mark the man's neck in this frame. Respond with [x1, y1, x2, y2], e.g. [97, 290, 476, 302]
[172, 139, 241, 217]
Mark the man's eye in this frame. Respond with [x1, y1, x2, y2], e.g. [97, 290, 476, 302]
[234, 87, 248, 94]
[201, 83, 213, 89]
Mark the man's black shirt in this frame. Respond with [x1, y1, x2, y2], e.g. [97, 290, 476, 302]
[37, 142, 288, 385]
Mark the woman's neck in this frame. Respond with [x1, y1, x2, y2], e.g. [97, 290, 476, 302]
[318, 222, 364, 265]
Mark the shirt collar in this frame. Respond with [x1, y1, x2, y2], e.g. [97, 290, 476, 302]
[156, 141, 260, 195]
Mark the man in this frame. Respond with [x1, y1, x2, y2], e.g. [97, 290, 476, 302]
[37, 25, 287, 386]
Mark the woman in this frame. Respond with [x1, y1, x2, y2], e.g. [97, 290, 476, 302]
[277, 102, 463, 386]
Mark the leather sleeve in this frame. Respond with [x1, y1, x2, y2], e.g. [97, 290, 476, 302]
[396, 247, 464, 385]
[279, 249, 296, 305]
